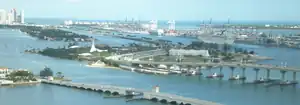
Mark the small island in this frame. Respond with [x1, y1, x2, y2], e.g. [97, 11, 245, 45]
[0, 66, 70, 86]
[0, 24, 95, 42]
[0, 68, 39, 86]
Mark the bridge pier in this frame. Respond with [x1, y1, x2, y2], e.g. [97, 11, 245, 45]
[242, 68, 246, 77]
[229, 67, 235, 78]
[266, 69, 270, 80]
[167, 65, 171, 72]
[280, 71, 286, 81]
[219, 66, 223, 74]
[187, 65, 192, 72]
[254, 68, 260, 81]
[178, 65, 182, 71]
[293, 72, 297, 81]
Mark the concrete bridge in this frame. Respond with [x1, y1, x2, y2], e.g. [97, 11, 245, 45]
[42, 80, 222, 105]
[114, 60, 300, 82]
[122, 61, 300, 72]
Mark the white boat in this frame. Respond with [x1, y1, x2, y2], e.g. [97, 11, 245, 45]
[212, 73, 218, 77]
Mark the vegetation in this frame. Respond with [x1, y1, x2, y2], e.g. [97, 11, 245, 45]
[222, 53, 234, 61]
[40, 67, 53, 77]
[18, 26, 93, 42]
[36, 46, 111, 61]
[6, 70, 37, 82]
[234, 48, 255, 55]
[100, 58, 120, 67]
[56, 72, 64, 78]
[53, 72, 67, 80]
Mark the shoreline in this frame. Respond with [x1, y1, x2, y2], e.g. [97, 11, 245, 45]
[86, 64, 121, 69]
[0, 81, 41, 87]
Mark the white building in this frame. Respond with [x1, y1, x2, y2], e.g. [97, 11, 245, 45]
[90, 39, 107, 53]
[47, 76, 54, 81]
[6, 12, 13, 24]
[0, 9, 7, 24]
[169, 49, 210, 57]
[21, 10, 24, 24]
[0, 67, 10, 79]
[64, 20, 73, 25]
[0, 80, 13, 85]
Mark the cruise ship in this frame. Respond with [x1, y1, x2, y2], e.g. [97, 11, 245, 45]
[197, 30, 235, 44]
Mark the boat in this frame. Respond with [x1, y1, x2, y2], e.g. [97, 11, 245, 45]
[229, 75, 241, 80]
[185, 70, 201, 76]
[206, 73, 223, 78]
[253, 78, 270, 84]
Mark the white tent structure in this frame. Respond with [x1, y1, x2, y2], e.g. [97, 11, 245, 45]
[90, 39, 107, 53]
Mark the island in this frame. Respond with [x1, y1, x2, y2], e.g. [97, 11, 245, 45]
[0, 66, 70, 86]
[0, 24, 95, 42]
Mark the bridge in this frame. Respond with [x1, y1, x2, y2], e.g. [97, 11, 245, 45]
[121, 61, 300, 72]
[113, 60, 300, 82]
[42, 80, 222, 105]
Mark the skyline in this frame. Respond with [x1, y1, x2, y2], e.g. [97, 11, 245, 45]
[2, 0, 300, 21]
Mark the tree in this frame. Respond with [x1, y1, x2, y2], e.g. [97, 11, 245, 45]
[249, 51, 255, 55]
[243, 49, 248, 54]
[112, 63, 119, 67]
[40, 67, 53, 77]
[7, 70, 35, 82]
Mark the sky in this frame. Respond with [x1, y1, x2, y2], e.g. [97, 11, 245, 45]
[1, 0, 300, 21]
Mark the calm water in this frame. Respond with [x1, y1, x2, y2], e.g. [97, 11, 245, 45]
[0, 28, 300, 105]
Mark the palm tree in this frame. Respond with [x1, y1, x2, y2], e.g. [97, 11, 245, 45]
[56, 72, 63, 78]
[40, 66, 53, 77]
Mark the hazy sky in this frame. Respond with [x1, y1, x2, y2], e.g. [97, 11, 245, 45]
[1, 0, 300, 21]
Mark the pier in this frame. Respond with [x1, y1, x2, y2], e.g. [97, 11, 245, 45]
[41, 80, 222, 105]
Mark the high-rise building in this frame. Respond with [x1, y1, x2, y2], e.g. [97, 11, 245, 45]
[0, 9, 7, 24]
[9, 9, 15, 22]
[17, 15, 21, 23]
[21, 10, 24, 24]
[6, 12, 13, 24]
[13, 8, 17, 22]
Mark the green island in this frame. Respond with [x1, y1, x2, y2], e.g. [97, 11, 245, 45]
[0, 25, 94, 42]
[0, 66, 70, 86]
[6, 70, 38, 83]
